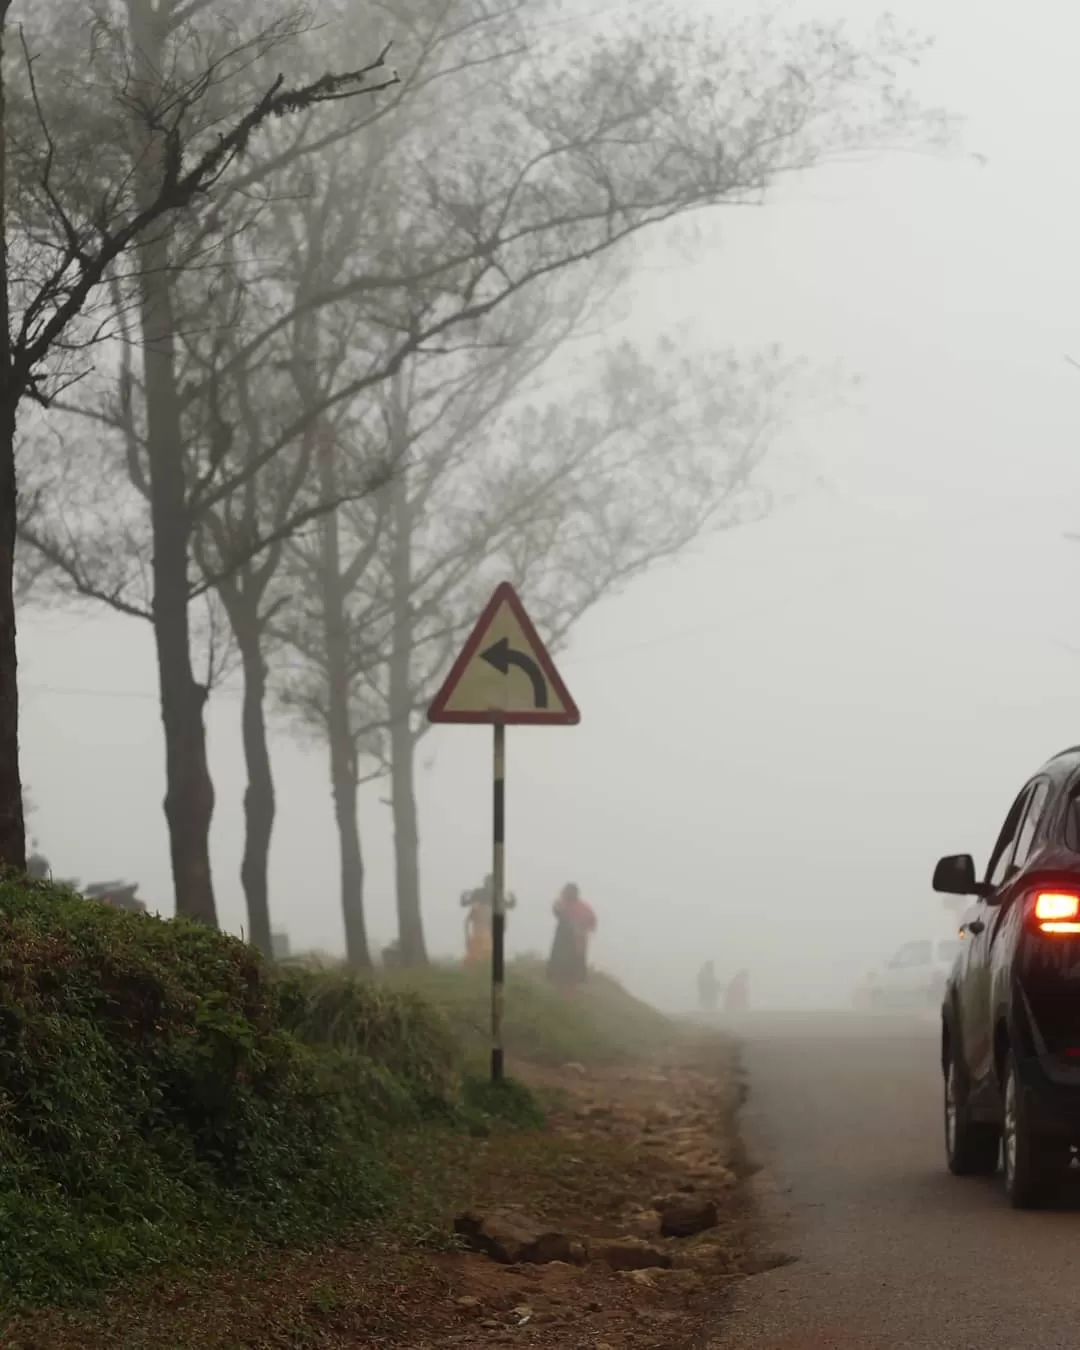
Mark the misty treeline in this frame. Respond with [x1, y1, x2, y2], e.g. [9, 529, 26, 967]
[2, 0, 943, 966]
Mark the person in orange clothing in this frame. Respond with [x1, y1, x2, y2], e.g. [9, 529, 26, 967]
[546, 883, 597, 998]
[461, 874, 516, 967]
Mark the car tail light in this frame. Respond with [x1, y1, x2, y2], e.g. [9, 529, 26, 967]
[1034, 891, 1080, 933]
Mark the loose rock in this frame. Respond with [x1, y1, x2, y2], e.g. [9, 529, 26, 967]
[454, 1210, 574, 1265]
[658, 1194, 719, 1238]
[594, 1236, 672, 1271]
[621, 1268, 658, 1287]
[625, 1207, 662, 1238]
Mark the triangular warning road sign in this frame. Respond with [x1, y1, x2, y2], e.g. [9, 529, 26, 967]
[427, 582, 580, 725]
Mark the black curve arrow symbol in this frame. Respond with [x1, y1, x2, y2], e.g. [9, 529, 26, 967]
[480, 638, 548, 708]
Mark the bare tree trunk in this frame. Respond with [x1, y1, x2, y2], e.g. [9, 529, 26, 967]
[129, 4, 216, 927]
[0, 401, 24, 872]
[329, 722, 368, 967]
[388, 702, 424, 965]
[234, 620, 274, 955]
[141, 247, 217, 926]
[0, 19, 25, 873]
[386, 392, 426, 966]
[317, 438, 371, 968]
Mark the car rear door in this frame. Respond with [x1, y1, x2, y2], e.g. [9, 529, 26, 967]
[959, 784, 1038, 1084]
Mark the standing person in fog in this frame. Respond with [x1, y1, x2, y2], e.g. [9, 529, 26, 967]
[461, 874, 515, 967]
[546, 883, 597, 998]
[724, 968, 750, 1015]
[697, 959, 720, 1013]
[462, 877, 493, 968]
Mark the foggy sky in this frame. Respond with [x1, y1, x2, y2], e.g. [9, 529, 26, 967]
[20, 0, 1080, 1010]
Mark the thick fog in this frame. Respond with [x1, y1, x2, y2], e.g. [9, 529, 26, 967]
[20, 0, 1080, 1010]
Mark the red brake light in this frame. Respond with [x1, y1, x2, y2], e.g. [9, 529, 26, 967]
[1034, 892, 1080, 933]
[1035, 893, 1080, 920]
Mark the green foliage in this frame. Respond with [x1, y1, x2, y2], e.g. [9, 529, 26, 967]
[0, 878, 479, 1315]
[460, 1073, 546, 1132]
[0, 878, 668, 1317]
[275, 965, 460, 1120]
[377, 958, 674, 1067]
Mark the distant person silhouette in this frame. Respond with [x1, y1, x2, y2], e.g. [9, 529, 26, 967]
[546, 883, 597, 999]
[461, 873, 516, 967]
[724, 968, 750, 1015]
[697, 959, 720, 1013]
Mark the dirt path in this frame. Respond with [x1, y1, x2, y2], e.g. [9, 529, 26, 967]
[419, 1048, 759, 1349]
[9, 1039, 759, 1350]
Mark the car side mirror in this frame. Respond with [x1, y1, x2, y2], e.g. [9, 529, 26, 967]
[932, 853, 986, 897]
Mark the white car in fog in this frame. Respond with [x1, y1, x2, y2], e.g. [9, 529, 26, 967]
[861, 938, 964, 1012]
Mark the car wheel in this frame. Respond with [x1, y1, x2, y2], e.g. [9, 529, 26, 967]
[1002, 1052, 1067, 1210]
[945, 1043, 999, 1176]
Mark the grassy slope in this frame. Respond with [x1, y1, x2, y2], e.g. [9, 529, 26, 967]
[376, 958, 675, 1067]
[0, 881, 505, 1314]
[0, 880, 676, 1326]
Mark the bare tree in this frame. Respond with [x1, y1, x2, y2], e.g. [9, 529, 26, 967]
[16, 0, 533, 936]
[268, 5, 944, 968]
[279, 319, 797, 965]
[20, 0, 942, 952]
[274, 278, 606, 965]
[4, 0, 395, 894]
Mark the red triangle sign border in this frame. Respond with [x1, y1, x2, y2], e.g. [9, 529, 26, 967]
[427, 582, 580, 725]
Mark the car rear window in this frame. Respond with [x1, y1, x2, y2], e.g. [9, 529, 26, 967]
[1066, 788, 1080, 852]
[938, 940, 962, 963]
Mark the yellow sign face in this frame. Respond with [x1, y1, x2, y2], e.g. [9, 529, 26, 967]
[427, 582, 580, 726]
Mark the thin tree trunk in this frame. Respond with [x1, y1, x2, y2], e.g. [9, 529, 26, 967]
[141, 247, 217, 926]
[317, 436, 371, 968]
[389, 707, 424, 965]
[386, 395, 426, 966]
[130, 3, 216, 926]
[235, 621, 274, 956]
[0, 401, 24, 872]
[330, 730, 368, 967]
[0, 17, 25, 872]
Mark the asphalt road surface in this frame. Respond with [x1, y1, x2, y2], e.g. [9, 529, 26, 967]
[711, 1011, 1080, 1350]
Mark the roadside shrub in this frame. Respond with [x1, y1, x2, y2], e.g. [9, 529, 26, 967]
[275, 965, 460, 1115]
[461, 1073, 547, 1131]
[377, 958, 674, 1066]
[0, 878, 393, 1309]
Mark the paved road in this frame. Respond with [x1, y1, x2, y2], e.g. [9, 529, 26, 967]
[711, 1011, 1080, 1350]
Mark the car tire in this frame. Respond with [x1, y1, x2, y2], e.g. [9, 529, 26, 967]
[1002, 1052, 1067, 1210]
[945, 1043, 999, 1176]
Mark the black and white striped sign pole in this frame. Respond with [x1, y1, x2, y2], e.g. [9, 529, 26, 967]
[425, 583, 580, 1087]
[491, 721, 507, 1083]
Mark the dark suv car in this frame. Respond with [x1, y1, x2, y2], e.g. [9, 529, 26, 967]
[935, 746, 1080, 1208]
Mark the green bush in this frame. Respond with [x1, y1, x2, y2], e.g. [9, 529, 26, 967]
[376, 958, 674, 1066]
[0, 879, 469, 1312]
[0, 876, 667, 1315]
[460, 1073, 546, 1131]
[275, 965, 460, 1112]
